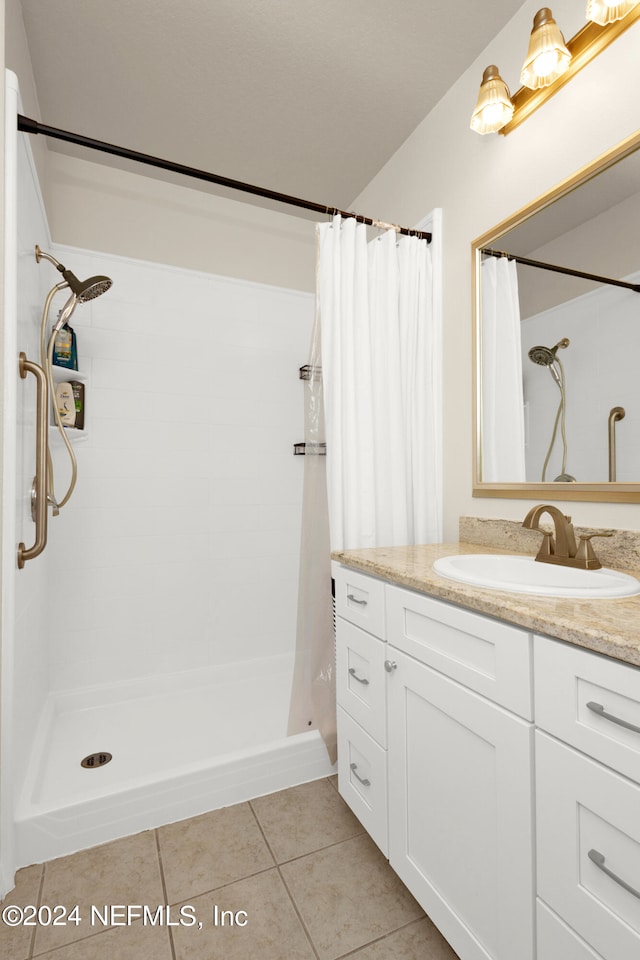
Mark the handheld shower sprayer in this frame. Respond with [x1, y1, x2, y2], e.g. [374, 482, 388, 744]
[527, 336, 574, 482]
[527, 337, 569, 368]
[36, 245, 113, 512]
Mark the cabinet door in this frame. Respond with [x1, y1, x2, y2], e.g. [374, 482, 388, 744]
[387, 648, 535, 960]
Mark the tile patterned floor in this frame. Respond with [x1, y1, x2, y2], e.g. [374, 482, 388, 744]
[1, 776, 460, 960]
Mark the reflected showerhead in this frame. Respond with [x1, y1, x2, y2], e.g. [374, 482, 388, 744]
[35, 245, 112, 303]
[527, 337, 569, 367]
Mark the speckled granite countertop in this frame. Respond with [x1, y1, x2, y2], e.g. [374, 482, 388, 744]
[332, 541, 640, 669]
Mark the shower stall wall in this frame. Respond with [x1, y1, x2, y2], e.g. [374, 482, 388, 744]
[2, 73, 333, 883]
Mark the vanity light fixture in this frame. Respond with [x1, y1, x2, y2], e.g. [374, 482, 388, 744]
[470, 3, 640, 134]
[586, 0, 639, 25]
[520, 8, 571, 88]
[470, 65, 514, 135]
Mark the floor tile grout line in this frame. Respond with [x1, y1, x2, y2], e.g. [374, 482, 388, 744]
[333, 917, 432, 959]
[247, 797, 278, 866]
[166, 863, 276, 907]
[271, 826, 367, 869]
[275, 864, 321, 960]
[29, 833, 175, 960]
[30, 925, 123, 959]
[154, 829, 177, 960]
[29, 863, 46, 959]
[248, 797, 320, 960]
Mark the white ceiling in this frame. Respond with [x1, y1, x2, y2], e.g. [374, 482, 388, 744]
[17, 0, 526, 213]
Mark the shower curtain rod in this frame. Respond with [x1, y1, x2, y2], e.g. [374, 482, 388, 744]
[17, 114, 431, 242]
[481, 247, 640, 293]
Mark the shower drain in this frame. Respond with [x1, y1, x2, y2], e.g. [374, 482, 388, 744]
[80, 752, 112, 769]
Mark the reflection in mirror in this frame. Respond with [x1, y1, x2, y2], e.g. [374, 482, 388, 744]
[474, 130, 640, 502]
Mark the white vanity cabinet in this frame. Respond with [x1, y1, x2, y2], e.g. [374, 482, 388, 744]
[334, 566, 535, 960]
[534, 636, 640, 960]
[335, 567, 389, 854]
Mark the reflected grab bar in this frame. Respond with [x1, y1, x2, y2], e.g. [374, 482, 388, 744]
[17, 352, 49, 569]
[608, 406, 625, 482]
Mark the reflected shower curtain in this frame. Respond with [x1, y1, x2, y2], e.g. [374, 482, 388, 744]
[481, 257, 526, 481]
[288, 215, 441, 762]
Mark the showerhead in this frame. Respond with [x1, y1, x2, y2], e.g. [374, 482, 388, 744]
[527, 337, 569, 367]
[35, 245, 112, 303]
[73, 276, 112, 303]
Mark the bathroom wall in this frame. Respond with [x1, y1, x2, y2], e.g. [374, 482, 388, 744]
[5, 79, 54, 817]
[43, 244, 313, 691]
[350, 0, 640, 537]
[522, 271, 640, 483]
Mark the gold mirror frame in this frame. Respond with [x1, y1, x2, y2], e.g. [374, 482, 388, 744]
[472, 127, 640, 503]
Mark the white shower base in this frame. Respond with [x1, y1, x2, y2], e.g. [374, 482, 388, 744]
[15, 654, 334, 867]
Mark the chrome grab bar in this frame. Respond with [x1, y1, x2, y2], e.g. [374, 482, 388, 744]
[17, 352, 49, 569]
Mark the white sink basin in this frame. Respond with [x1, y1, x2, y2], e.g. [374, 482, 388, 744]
[432, 554, 640, 599]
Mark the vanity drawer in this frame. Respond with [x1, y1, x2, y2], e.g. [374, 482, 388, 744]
[535, 635, 640, 784]
[336, 619, 387, 746]
[536, 731, 640, 960]
[537, 901, 604, 960]
[386, 585, 533, 718]
[337, 706, 388, 856]
[334, 566, 386, 638]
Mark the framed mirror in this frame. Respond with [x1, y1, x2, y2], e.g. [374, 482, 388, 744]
[473, 128, 640, 502]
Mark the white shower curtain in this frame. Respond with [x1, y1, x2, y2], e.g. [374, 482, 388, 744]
[481, 257, 526, 482]
[288, 215, 440, 764]
[318, 215, 441, 551]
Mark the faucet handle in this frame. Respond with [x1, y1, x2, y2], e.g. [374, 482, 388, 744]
[575, 532, 613, 570]
[536, 532, 554, 559]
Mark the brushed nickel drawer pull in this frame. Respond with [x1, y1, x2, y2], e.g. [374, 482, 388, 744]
[348, 667, 369, 685]
[586, 701, 640, 735]
[347, 593, 368, 606]
[350, 762, 371, 786]
[588, 849, 640, 900]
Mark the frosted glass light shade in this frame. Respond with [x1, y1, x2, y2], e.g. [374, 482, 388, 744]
[470, 65, 514, 134]
[520, 8, 571, 89]
[586, 0, 639, 24]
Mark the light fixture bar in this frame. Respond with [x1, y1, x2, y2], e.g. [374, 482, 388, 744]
[500, 5, 640, 134]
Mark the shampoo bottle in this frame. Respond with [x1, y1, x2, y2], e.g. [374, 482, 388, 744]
[69, 381, 85, 430]
[55, 382, 76, 427]
[52, 320, 78, 370]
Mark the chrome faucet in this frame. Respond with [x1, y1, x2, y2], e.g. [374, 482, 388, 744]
[522, 504, 611, 570]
